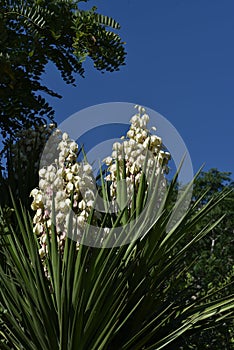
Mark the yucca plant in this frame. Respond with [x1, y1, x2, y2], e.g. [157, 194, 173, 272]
[0, 164, 233, 349]
[1, 106, 234, 349]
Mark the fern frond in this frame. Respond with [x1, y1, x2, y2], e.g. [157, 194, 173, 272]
[4, 2, 54, 29]
[93, 13, 121, 29]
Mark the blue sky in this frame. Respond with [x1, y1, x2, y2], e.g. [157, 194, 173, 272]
[43, 0, 234, 177]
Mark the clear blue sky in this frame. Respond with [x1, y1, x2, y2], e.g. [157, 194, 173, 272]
[43, 0, 234, 177]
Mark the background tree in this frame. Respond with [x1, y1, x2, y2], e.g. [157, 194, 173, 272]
[0, 0, 126, 137]
[0, 0, 126, 207]
[176, 168, 234, 349]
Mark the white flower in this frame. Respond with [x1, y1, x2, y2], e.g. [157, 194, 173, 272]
[142, 113, 150, 124]
[130, 115, 139, 124]
[130, 163, 138, 174]
[30, 188, 39, 197]
[54, 129, 62, 135]
[56, 168, 64, 176]
[44, 172, 50, 182]
[150, 135, 161, 146]
[77, 215, 85, 226]
[53, 177, 63, 189]
[111, 151, 117, 159]
[135, 133, 144, 143]
[49, 172, 56, 182]
[105, 174, 111, 181]
[65, 198, 71, 207]
[56, 212, 64, 223]
[39, 247, 46, 258]
[134, 173, 141, 182]
[109, 163, 117, 173]
[74, 177, 82, 189]
[124, 147, 132, 159]
[103, 156, 112, 166]
[31, 190, 43, 210]
[66, 182, 74, 193]
[35, 193, 43, 204]
[128, 139, 136, 147]
[41, 234, 47, 244]
[66, 172, 73, 181]
[56, 191, 66, 201]
[71, 163, 79, 174]
[86, 200, 94, 207]
[33, 223, 44, 235]
[131, 150, 139, 158]
[141, 130, 148, 139]
[104, 227, 110, 235]
[59, 148, 69, 158]
[67, 153, 77, 162]
[143, 137, 150, 149]
[135, 105, 146, 114]
[36, 208, 43, 217]
[59, 201, 68, 212]
[113, 142, 122, 151]
[78, 200, 86, 211]
[70, 141, 78, 152]
[62, 133, 69, 141]
[83, 163, 92, 174]
[127, 130, 135, 138]
[84, 189, 94, 201]
[47, 165, 56, 173]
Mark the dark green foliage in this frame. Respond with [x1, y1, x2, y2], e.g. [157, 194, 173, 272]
[0, 0, 126, 137]
[187, 170, 234, 293]
[0, 124, 57, 210]
[0, 169, 233, 349]
[176, 169, 234, 349]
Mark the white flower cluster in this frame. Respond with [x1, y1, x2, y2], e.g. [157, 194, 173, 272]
[30, 106, 171, 260]
[103, 105, 170, 202]
[30, 131, 96, 258]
